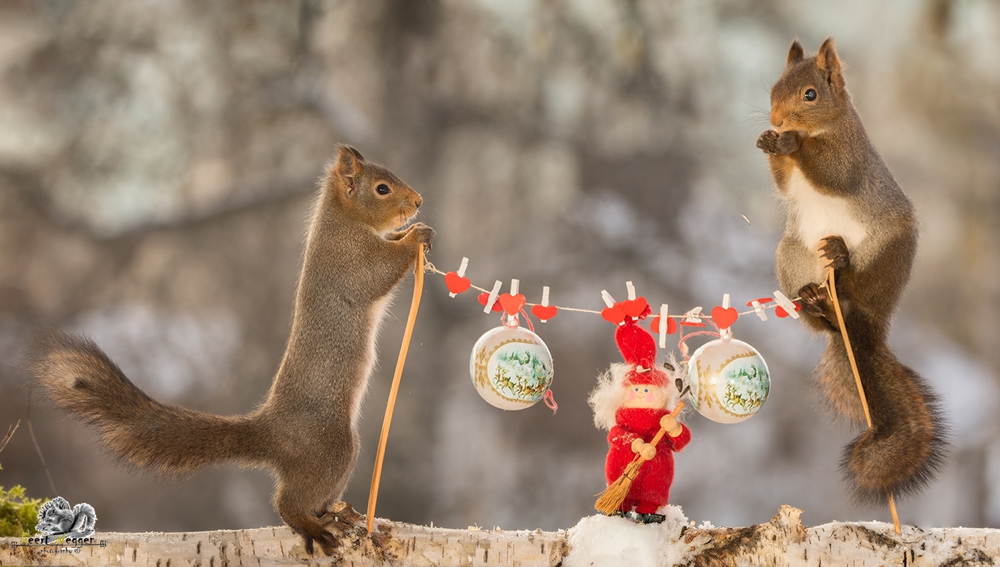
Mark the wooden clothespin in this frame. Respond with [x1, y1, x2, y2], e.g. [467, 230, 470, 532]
[531, 286, 558, 322]
[447, 257, 470, 298]
[601, 290, 616, 309]
[773, 290, 800, 319]
[658, 304, 669, 348]
[684, 307, 704, 324]
[483, 280, 502, 314]
[720, 294, 733, 341]
[748, 298, 769, 322]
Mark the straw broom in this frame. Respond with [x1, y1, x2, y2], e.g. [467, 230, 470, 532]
[595, 401, 685, 516]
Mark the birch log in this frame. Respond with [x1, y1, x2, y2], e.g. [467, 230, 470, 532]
[1, 503, 997, 566]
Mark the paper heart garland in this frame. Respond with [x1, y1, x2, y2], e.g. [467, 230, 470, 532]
[648, 315, 678, 335]
[478, 292, 504, 312]
[711, 306, 739, 330]
[498, 293, 526, 316]
[531, 304, 558, 322]
[621, 297, 650, 319]
[445, 271, 471, 295]
[601, 304, 627, 325]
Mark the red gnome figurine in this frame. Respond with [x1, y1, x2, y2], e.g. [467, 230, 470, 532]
[588, 319, 691, 523]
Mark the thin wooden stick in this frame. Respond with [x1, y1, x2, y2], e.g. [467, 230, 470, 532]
[367, 247, 426, 534]
[26, 397, 59, 497]
[827, 266, 900, 535]
[0, 420, 20, 454]
[888, 493, 900, 531]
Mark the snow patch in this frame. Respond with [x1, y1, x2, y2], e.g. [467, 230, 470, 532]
[565, 506, 688, 567]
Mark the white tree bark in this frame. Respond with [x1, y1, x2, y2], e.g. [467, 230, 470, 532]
[1, 504, 996, 566]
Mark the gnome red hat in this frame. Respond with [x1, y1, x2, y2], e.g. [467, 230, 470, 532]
[615, 319, 668, 387]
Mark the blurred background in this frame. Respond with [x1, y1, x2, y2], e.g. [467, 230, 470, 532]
[1, 0, 998, 534]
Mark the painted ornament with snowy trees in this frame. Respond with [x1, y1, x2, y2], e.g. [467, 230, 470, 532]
[686, 337, 770, 424]
[469, 317, 554, 410]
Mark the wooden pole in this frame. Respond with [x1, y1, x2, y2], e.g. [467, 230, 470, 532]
[367, 247, 425, 533]
[826, 266, 900, 535]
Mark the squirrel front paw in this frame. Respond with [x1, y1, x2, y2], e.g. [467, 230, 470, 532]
[757, 129, 802, 155]
[405, 222, 435, 251]
[756, 130, 780, 153]
[820, 236, 850, 271]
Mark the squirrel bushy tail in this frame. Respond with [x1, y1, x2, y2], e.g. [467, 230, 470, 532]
[817, 318, 948, 505]
[33, 331, 267, 476]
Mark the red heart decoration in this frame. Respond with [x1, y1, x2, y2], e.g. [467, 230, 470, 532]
[498, 293, 526, 316]
[478, 292, 503, 312]
[648, 315, 678, 335]
[444, 272, 471, 295]
[601, 304, 627, 325]
[775, 301, 801, 318]
[711, 306, 739, 330]
[531, 304, 558, 322]
[621, 297, 650, 319]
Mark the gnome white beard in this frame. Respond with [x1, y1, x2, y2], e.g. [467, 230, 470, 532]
[588, 356, 682, 431]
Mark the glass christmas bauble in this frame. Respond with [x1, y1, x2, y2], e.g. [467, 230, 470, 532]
[470, 324, 554, 410]
[687, 338, 770, 424]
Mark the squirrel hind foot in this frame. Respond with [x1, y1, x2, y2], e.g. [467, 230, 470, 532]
[820, 236, 850, 270]
[286, 502, 368, 556]
[290, 516, 342, 557]
[317, 501, 365, 531]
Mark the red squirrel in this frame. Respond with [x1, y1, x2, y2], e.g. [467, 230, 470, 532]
[757, 38, 947, 505]
[33, 145, 433, 555]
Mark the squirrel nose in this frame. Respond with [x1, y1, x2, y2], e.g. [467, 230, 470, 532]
[414, 196, 422, 209]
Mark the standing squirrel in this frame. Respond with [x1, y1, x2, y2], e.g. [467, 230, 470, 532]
[32, 145, 434, 555]
[756, 38, 947, 505]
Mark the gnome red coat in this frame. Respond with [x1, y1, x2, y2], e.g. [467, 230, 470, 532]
[592, 317, 691, 514]
[606, 406, 690, 514]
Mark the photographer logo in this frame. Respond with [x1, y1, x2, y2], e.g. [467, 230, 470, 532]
[12, 496, 105, 554]
[35, 496, 97, 539]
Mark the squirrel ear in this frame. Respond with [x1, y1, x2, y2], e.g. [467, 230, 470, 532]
[786, 39, 805, 66]
[816, 37, 845, 89]
[333, 145, 365, 193]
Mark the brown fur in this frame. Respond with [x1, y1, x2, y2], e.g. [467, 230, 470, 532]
[757, 39, 947, 505]
[32, 145, 434, 555]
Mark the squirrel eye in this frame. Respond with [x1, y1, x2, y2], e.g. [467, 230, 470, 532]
[376, 183, 391, 195]
[803, 88, 817, 102]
